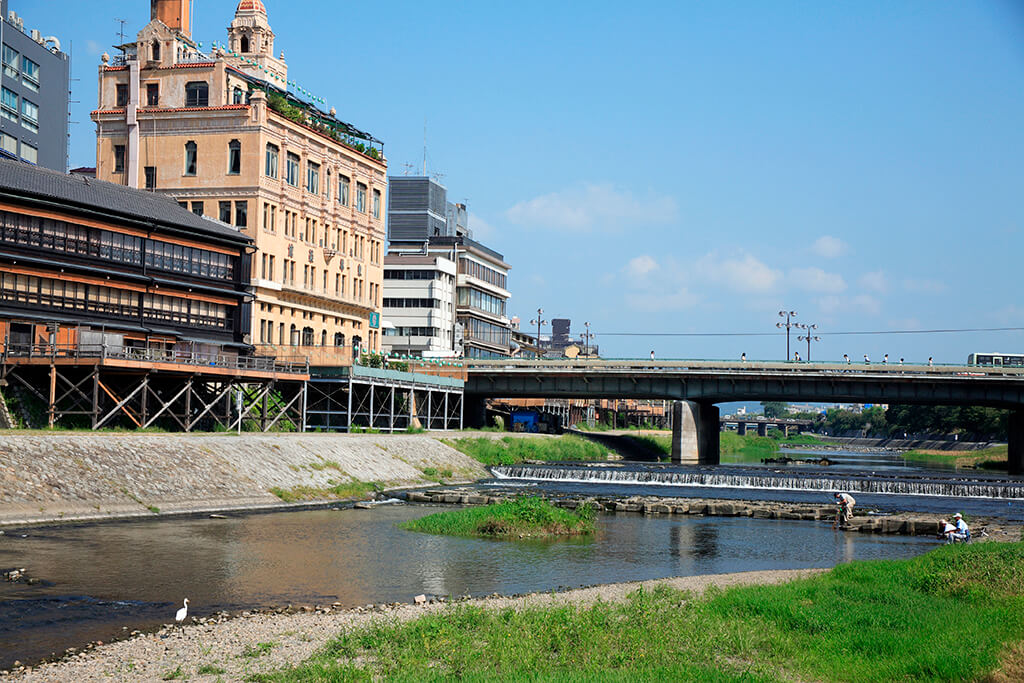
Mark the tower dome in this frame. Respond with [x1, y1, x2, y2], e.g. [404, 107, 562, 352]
[236, 0, 267, 13]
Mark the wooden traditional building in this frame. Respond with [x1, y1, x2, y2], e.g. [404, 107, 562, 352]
[0, 158, 308, 430]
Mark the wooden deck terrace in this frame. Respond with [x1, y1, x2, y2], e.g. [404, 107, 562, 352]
[2, 344, 310, 382]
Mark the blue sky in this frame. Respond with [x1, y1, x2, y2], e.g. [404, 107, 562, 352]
[27, 0, 1024, 362]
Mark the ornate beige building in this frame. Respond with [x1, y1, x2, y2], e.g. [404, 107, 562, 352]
[92, 0, 387, 363]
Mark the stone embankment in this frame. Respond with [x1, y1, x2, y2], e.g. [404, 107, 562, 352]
[0, 433, 487, 527]
[403, 488, 1020, 539]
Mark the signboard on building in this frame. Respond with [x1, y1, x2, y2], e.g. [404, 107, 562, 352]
[369, 312, 380, 329]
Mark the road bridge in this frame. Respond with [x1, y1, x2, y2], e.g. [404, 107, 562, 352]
[464, 359, 1024, 472]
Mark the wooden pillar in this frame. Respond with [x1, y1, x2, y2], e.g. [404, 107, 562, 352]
[47, 363, 56, 428]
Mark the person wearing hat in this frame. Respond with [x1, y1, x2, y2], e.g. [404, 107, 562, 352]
[834, 492, 855, 524]
[953, 513, 970, 541]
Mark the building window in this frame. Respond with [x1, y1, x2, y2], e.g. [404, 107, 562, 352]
[184, 81, 209, 107]
[306, 161, 320, 194]
[285, 152, 299, 186]
[20, 142, 37, 164]
[1, 133, 17, 156]
[178, 201, 188, 209]
[372, 189, 381, 219]
[232, 87, 244, 105]
[265, 143, 279, 178]
[326, 169, 332, 200]
[235, 201, 247, 227]
[219, 201, 232, 224]
[356, 183, 367, 212]
[19, 99, 37, 133]
[116, 84, 129, 107]
[20, 56, 39, 92]
[113, 144, 126, 173]
[0, 87, 17, 123]
[191, 201, 204, 216]
[1, 45, 17, 79]
[146, 83, 159, 106]
[228, 139, 241, 174]
[144, 166, 157, 189]
[184, 141, 197, 175]
[338, 175, 349, 206]
[151, 40, 161, 62]
[240, 35, 250, 53]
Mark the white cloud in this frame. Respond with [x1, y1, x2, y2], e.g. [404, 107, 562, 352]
[85, 40, 103, 56]
[859, 270, 888, 293]
[810, 235, 847, 259]
[695, 253, 781, 293]
[902, 277, 947, 294]
[815, 294, 880, 316]
[505, 183, 677, 231]
[850, 294, 881, 315]
[789, 266, 847, 294]
[990, 305, 1024, 325]
[625, 255, 658, 278]
[626, 288, 699, 312]
[468, 212, 495, 240]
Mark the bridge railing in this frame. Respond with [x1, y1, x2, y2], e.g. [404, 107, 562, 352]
[463, 358, 1024, 378]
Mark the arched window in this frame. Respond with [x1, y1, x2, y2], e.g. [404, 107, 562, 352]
[289, 323, 298, 346]
[232, 87, 244, 105]
[352, 335, 362, 360]
[184, 81, 208, 107]
[302, 326, 314, 346]
[151, 40, 161, 62]
[240, 35, 250, 53]
[334, 333, 345, 347]
[320, 330, 327, 346]
[184, 141, 197, 176]
[228, 139, 241, 175]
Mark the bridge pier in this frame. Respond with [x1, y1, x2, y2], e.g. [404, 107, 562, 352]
[463, 393, 487, 429]
[670, 401, 720, 465]
[737, 422, 746, 436]
[1010, 409, 1024, 475]
[757, 422, 767, 437]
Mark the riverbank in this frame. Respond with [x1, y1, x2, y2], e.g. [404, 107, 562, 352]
[0, 433, 487, 528]
[5, 567, 824, 681]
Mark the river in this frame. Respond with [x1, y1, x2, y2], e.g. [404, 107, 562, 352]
[0, 445, 1016, 669]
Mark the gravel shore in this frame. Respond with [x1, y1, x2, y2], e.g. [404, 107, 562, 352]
[7, 568, 824, 682]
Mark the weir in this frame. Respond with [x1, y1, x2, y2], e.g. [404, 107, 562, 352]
[491, 464, 1024, 500]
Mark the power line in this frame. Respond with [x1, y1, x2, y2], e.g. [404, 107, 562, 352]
[597, 327, 1024, 338]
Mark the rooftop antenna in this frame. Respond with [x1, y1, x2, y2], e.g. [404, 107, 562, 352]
[115, 19, 127, 54]
[422, 118, 427, 176]
[401, 163, 414, 176]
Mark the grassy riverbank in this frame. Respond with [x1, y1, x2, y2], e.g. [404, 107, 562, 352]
[903, 444, 1008, 470]
[445, 434, 612, 465]
[624, 432, 825, 463]
[400, 497, 596, 539]
[254, 540, 1024, 681]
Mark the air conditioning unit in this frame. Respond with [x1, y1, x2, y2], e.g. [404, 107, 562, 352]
[30, 29, 42, 43]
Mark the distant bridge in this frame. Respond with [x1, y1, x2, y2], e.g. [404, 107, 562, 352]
[464, 359, 1024, 472]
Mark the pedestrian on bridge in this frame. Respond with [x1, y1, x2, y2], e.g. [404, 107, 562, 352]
[864, 354, 870, 364]
[650, 350, 655, 361]
[883, 354, 889, 364]
[741, 352, 747, 362]
[843, 354, 850, 364]
[794, 351, 801, 362]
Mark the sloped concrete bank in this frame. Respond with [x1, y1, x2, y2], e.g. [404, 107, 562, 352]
[0, 433, 487, 528]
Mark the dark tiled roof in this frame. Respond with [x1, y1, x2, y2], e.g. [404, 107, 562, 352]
[0, 158, 249, 244]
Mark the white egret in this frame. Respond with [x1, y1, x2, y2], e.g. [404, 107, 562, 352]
[175, 598, 189, 624]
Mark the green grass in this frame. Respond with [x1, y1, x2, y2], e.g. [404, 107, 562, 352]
[161, 665, 185, 680]
[445, 434, 612, 466]
[252, 541, 1024, 682]
[242, 641, 278, 658]
[903, 444, 1008, 470]
[400, 497, 596, 539]
[268, 481, 380, 503]
[197, 663, 226, 674]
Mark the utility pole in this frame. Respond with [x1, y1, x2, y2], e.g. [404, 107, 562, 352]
[530, 308, 547, 360]
[777, 310, 798, 360]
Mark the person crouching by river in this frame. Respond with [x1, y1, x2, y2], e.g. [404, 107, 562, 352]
[939, 519, 964, 544]
[953, 513, 970, 541]
[834, 492, 855, 525]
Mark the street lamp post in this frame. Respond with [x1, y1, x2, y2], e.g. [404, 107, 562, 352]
[582, 321, 594, 359]
[530, 308, 547, 360]
[796, 323, 820, 361]
[776, 310, 798, 360]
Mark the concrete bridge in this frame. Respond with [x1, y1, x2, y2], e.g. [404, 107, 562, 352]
[722, 416, 814, 437]
[464, 359, 1024, 472]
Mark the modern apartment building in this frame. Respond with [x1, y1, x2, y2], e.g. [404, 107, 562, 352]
[91, 0, 387, 362]
[0, 0, 70, 171]
[385, 176, 512, 359]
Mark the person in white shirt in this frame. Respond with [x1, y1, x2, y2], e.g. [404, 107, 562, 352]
[834, 492, 856, 523]
[952, 513, 970, 541]
[939, 519, 958, 543]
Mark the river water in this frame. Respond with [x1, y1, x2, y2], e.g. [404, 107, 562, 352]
[0, 446, 1015, 669]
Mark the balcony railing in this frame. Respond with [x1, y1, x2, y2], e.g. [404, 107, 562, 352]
[1, 343, 308, 374]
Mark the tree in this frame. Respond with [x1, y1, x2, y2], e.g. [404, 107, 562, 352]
[761, 401, 789, 419]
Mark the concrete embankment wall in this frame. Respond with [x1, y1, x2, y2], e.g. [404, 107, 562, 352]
[0, 433, 487, 527]
[814, 436, 997, 451]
